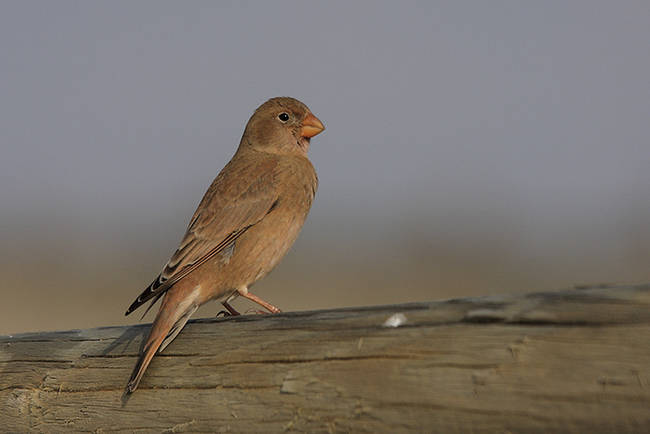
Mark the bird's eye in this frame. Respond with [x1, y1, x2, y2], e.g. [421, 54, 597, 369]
[278, 112, 290, 122]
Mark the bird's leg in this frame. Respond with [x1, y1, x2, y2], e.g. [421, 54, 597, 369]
[216, 294, 241, 317]
[236, 286, 282, 314]
[221, 300, 241, 316]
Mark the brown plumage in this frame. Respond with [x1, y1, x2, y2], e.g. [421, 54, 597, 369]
[124, 97, 324, 393]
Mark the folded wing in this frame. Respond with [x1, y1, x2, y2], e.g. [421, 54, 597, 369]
[125, 156, 280, 316]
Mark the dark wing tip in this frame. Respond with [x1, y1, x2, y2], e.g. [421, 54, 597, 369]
[125, 276, 163, 317]
[124, 296, 144, 316]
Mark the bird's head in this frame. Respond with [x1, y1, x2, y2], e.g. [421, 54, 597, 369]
[240, 97, 324, 156]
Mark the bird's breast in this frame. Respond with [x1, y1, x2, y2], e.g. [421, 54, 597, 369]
[214, 165, 316, 290]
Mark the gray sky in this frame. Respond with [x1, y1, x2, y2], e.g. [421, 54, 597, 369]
[1, 1, 650, 332]
[2, 0, 649, 220]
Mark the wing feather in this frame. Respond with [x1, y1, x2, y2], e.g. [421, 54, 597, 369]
[125, 155, 279, 316]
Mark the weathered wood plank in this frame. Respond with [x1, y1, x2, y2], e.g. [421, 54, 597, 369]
[2, 284, 650, 433]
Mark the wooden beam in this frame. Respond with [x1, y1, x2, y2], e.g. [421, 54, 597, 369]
[2, 284, 650, 432]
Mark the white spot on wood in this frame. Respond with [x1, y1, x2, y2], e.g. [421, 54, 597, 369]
[383, 313, 407, 328]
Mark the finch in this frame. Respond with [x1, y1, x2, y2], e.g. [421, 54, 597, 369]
[124, 97, 324, 393]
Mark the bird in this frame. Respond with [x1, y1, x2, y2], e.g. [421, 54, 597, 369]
[123, 97, 324, 394]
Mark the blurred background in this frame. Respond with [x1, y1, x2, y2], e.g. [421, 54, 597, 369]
[2, 1, 649, 334]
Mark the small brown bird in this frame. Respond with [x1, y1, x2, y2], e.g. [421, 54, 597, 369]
[124, 97, 324, 393]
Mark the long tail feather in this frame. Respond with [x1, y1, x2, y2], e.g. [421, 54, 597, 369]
[125, 292, 198, 394]
[125, 329, 167, 394]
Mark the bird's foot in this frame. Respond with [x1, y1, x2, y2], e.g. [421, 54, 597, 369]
[244, 308, 278, 315]
[217, 300, 241, 317]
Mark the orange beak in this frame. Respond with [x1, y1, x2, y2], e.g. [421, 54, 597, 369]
[301, 112, 325, 138]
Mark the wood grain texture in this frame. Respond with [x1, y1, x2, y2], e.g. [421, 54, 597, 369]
[2, 284, 650, 433]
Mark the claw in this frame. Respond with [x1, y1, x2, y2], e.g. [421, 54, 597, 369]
[244, 308, 270, 315]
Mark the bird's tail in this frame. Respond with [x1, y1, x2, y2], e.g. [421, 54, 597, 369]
[125, 291, 198, 394]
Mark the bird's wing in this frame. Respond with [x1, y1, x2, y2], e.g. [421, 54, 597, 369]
[125, 156, 280, 315]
